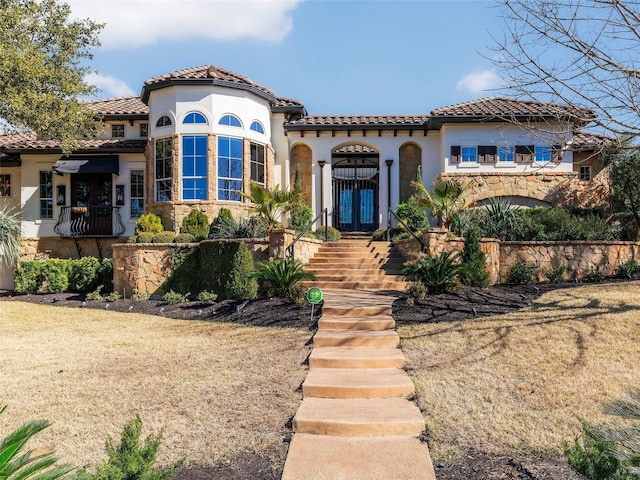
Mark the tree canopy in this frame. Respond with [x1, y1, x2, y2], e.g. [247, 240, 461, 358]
[0, 0, 103, 153]
[493, 0, 640, 144]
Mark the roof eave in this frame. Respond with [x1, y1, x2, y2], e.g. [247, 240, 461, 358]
[284, 122, 429, 133]
[140, 78, 276, 105]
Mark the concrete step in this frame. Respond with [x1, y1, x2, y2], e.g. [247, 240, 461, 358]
[293, 397, 425, 437]
[322, 305, 393, 316]
[306, 280, 407, 291]
[313, 329, 399, 348]
[302, 368, 415, 398]
[311, 275, 404, 284]
[308, 266, 403, 274]
[281, 434, 436, 480]
[309, 346, 406, 368]
[318, 315, 395, 331]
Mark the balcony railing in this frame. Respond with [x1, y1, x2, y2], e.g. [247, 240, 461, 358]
[54, 206, 126, 238]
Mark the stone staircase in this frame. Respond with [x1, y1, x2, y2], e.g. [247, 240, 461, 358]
[304, 237, 408, 291]
[282, 289, 436, 480]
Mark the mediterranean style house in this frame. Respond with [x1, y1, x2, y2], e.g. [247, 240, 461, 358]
[0, 64, 607, 288]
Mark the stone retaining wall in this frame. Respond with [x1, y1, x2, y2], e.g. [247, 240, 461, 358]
[21, 237, 121, 260]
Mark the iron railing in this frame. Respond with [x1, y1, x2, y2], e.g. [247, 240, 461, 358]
[54, 206, 126, 238]
[387, 208, 427, 253]
[285, 208, 328, 259]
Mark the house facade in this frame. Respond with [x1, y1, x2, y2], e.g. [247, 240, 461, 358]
[0, 65, 606, 288]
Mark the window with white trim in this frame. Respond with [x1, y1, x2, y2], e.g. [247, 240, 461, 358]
[156, 115, 172, 128]
[219, 114, 242, 127]
[39, 171, 53, 218]
[130, 169, 145, 218]
[155, 138, 173, 202]
[217, 136, 243, 201]
[498, 146, 515, 162]
[250, 142, 265, 184]
[111, 124, 125, 138]
[139, 123, 148, 138]
[535, 146, 552, 162]
[250, 120, 265, 134]
[183, 112, 208, 124]
[461, 146, 477, 162]
[182, 135, 208, 200]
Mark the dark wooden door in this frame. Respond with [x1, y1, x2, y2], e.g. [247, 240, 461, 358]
[71, 173, 113, 235]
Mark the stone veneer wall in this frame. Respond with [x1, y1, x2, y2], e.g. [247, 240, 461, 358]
[21, 237, 121, 260]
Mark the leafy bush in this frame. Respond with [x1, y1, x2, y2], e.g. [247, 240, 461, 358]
[105, 290, 121, 302]
[461, 228, 489, 287]
[40, 259, 69, 293]
[545, 265, 567, 283]
[0, 405, 73, 480]
[162, 290, 189, 304]
[76, 414, 182, 480]
[151, 232, 176, 244]
[86, 286, 103, 301]
[196, 291, 218, 303]
[226, 242, 257, 300]
[13, 260, 44, 293]
[134, 213, 164, 234]
[407, 280, 428, 299]
[209, 215, 267, 239]
[180, 209, 209, 241]
[131, 291, 150, 302]
[583, 270, 606, 283]
[68, 257, 102, 293]
[396, 198, 430, 233]
[506, 260, 534, 285]
[253, 257, 316, 299]
[509, 208, 614, 241]
[135, 233, 154, 243]
[615, 262, 640, 279]
[314, 226, 341, 242]
[173, 233, 196, 244]
[209, 208, 234, 237]
[401, 251, 468, 294]
[97, 258, 113, 293]
[290, 204, 314, 232]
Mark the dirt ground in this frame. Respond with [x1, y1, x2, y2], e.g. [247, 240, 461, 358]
[1, 283, 591, 479]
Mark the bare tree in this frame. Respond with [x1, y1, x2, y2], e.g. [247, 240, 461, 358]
[493, 0, 640, 145]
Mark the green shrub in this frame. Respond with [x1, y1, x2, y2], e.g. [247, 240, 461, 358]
[173, 233, 196, 244]
[77, 414, 182, 480]
[564, 420, 635, 480]
[105, 290, 121, 302]
[195, 291, 218, 303]
[209, 208, 234, 237]
[134, 212, 164, 235]
[314, 226, 341, 242]
[0, 205, 22, 268]
[13, 260, 44, 294]
[461, 228, 489, 287]
[226, 242, 257, 300]
[545, 265, 567, 283]
[506, 260, 534, 285]
[407, 281, 428, 299]
[135, 233, 154, 243]
[615, 262, 640, 279]
[180, 209, 209, 241]
[209, 215, 267, 239]
[151, 232, 176, 244]
[39, 259, 69, 294]
[583, 270, 606, 283]
[162, 290, 189, 304]
[290, 204, 314, 232]
[131, 291, 150, 302]
[253, 257, 316, 299]
[68, 257, 102, 293]
[401, 251, 468, 294]
[396, 198, 430, 233]
[372, 228, 388, 241]
[85, 286, 103, 301]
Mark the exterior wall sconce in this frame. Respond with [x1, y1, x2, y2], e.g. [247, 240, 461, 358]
[115, 184, 125, 206]
[56, 185, 66, 205]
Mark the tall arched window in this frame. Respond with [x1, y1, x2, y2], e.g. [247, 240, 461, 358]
[183, 112, 208, 124]
[250, 120, 265, 134]
[156, 115, 172, 128]
[219, 114, 242, 127]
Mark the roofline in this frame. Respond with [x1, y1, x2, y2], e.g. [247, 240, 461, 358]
[284, 122, 429, 133]
[100, 114, 149, 122]
[2, 145, 146, 155]
[140, 78, 276, 105]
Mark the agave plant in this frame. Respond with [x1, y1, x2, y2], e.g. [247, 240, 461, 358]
[401, 251, 469, 294]
[0, 204, 22, 268]
[0, 405, 73, 480]
[253, 258, 315, 298]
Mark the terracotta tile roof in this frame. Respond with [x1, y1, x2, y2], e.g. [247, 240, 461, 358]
[571, 130, 613, 150]
[0, 131, 146, 152]
[430, 97, 593, 124]
[86, 96, 149, 116]
[286, 114, 429, 130]
[333, 144, 378, 154]
[274, 96, 305, 108]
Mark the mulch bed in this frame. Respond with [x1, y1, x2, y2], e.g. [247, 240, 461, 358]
[1, 281, 597, 479]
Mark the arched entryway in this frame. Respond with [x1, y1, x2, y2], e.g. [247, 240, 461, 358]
[331, 145, 380, 232]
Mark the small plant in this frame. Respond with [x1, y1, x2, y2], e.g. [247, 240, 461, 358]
[461, 228, 489, 287]
[131, 291, 151, 301]
[173, 233, 196, 244]
[314, 226, 341, 242]
[180, 209, 209, 241]
[85, 286, 103, 301]
[196, 290, 218, 303]
[0, 204, 22, 268]
[253, 257, 316, 299]
[615, 262, 640, 279]
[162, 290, 189, 304]
[0, 405, 74, 480]
[77, 414, 182, 480]
[407, 280, 428, 300]
[134, 213, 164, 235]
[506, 260, 534, 285]
[68, 257, 102, 293]
[290, 204, 314, 232]
[39, 259, 69, 293]
[583, 270, 606, 283]
[151, 232, 176, 244]
[395, 197, 430, 233]
[13, 260, 44, 294]
[209, 215, 267, 239]
[135, 233, 154, 243]
[225, 243, 258, 300]
[545, 265, 567, 283]
[401, 251, 468, 294]
[105, 290, 121, 302]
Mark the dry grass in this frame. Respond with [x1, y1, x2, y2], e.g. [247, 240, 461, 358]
[398, 282, 640, 463]
[0, 303, 311, 470]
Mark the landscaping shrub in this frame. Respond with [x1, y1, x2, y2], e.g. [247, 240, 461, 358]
[209, 215, 267, 239]
[290, 204, 314, 232]
[615, 262, 640, 279]
[407, 280, 428, 300]
[461, 228, 489, 287]
[97, 258, 113, 293]
[134, 212, 164, 234]
[151, 232, 176, 243]
[401, 251, 468, 294]
[13, 260, 44, 293]
[105, 290, 121, 302]
[131, 291, 150, 301]
[506, 260, 534, 285]
[208, 207, 234, 237]
[314, 226, 341, 242]
[253, 257, 316, 300]
[68, 256, 102, 293]
[0, 204, 22, 268]
[39, 259, 69, 293]
[162, 290, 189, 304]
[85, 286, 103, 301]
[180, 209, 209, 241]
[509, 208, 614, 241]
[195, 290, 218, 303]
[173, 233, 196, 244]
[225, 242, 257, 300]
[395, 198, 430, 233]
[135, 232, 154, 243]
[545, 265, 567, 283]
[583, 270, 606, 283]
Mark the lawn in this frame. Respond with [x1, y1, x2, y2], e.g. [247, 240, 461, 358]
[0, 302, 312, 472]
[398, 281, 640, 465]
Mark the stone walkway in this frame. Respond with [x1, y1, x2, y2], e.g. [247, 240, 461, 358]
[281, 289, 436, 480]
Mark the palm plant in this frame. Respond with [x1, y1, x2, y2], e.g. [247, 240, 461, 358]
[410, 178, 469, 230]
[238, 183, 299, 230]
[0, 204, 22, 268]
[253, 258, 315, 299]
[401, 251, 468, 294]
[0, 405, 74, 480]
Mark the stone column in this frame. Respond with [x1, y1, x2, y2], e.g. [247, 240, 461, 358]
[269, 228, 295, 259]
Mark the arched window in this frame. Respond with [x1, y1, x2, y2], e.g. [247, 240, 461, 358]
[250, 120, 265, 134]
[156, 115, 172, 128]
[219, 114, 242, 127]
[183, 112, 208, 124]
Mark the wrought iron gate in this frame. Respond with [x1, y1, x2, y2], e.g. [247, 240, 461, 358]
[332, 158, 379, 232]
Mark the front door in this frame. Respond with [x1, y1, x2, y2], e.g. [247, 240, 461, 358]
[71, 173, 113, 235]
[332, 158, 379, 232]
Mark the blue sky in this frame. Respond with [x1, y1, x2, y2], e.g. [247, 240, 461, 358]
[69, 0, 504, 115]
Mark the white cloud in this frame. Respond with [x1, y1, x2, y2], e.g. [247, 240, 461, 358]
[457, 70, 503, 94]
[85, 72, 136, 98]
[67, 0, 302, 49]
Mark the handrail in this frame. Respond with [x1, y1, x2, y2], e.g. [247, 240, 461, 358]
[54, 206, 125, 238]
[387, 208, 427, 253]
[286, 208, 328, 258]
